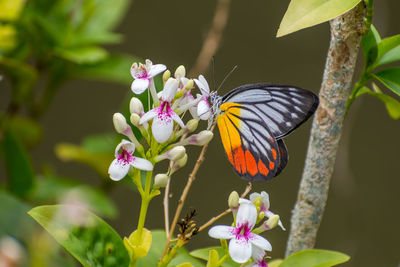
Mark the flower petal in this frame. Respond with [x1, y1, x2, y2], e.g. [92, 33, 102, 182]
[208, 225, 235, 239]
[162, 78, 179, 101]
[145, 59, 153, 68]
[148, 64, 166, 77]
[260, 191, 270, 211]
[265, 210, 285, 230]
[239, 198, 252, 204]
[195, 75, 210, 95]
[236, 202, 257, 229]
[229, 237, 252, 263]
[130, 157, 154, 171]
[152, 114, 173, 143]
[131, 79, 149, 94]
[249, 192, 260, 202]
[130, 62, 139, 77]
[140, 108, 158, 124]
[108, 159, 130, 181]
[114, 139, 135, 157]
[251, 245, 267, 262]
[170, 110, 185, 128]
[180, 77, 189, 87]
[197, 99, 211, 120]
[249, 233, 272, 251]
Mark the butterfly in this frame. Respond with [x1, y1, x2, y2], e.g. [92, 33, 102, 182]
[209, 84, 319, 182]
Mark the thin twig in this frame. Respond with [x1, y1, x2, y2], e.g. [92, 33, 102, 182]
[170, 182, 252, 242]
[161, 120, 217, 258]
[188, 0, 231, 77]
[163, 127, 193, 237]
[198, 182, 252, 232]
[163, 178, 171, 237]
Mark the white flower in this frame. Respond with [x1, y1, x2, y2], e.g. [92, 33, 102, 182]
[250, 191, 285, 231]
[194, 75, 212, 120]
[108, 140, 153, 181]
[139, 78, 185, 143]
[130, 59, 166, 94]
[208, 200, 272, 264]
[243, 246, 268, 267]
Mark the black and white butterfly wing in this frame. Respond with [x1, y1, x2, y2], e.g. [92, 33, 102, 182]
[221, 84, 319, 139]
[216, 84, 318, 181]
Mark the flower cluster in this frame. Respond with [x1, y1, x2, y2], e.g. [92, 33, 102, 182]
[108, 59, 214, 184]
[209, 191, 284, 265]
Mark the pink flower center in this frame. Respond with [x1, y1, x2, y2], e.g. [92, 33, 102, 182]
[156, 101, 173, 122]
[117, 148, 135, 165]
[234, 222, 251, 241]
[134, 65, 149, 79]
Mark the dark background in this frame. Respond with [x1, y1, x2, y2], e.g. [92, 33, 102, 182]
[1, 0, 399, 266]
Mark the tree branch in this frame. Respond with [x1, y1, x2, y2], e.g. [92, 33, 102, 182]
[285, 3, 365, 256]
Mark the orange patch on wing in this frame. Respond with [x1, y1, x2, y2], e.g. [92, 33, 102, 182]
[258, 160, 269, 176]
[271, 148, 277, 160]
[245, 150, 258, 176]
[233, 146, 246, 174]
[269, 161, 275, 170]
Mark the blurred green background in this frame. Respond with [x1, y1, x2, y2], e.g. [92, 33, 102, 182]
[0, 0, 399, 266]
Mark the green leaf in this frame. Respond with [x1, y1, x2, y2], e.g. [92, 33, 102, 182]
[0, 129, 35, 197]
[1, 115, 42, 147]
[31, 175, 117, 218]
[69, 53, 139, 85]
[280, 249, 350, 267]
[55, 45, 108, 64]
[268, 259, 284, 267]
[55, 142, 114, 178]
[355, 86, 400, 120]
[0, 190, 34, 239]
[0, 0, 26, 21]
[373, 34, 400, 68]
[373, 67, 400, 96]
[361, 24, 380, 68]
[136, 230, 204, 267]
[277, 0, 361, 37]
[0, 56, 38, 103]
[82, 133, 119, 153]
[80, 0, 130, 33]
[28, 205, 130, 267]
[190, 247, 237, 267]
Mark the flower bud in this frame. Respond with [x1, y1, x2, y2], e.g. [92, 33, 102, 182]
[130, 97, 144, 115]
[257, 211, 265, 222]
[130, 113, 141, 127]
[186, 119, 199, 133]
[265, 214, 279, 230]
[154, 173, 169, 187]
[163, 70, 171, 83]
[168, 146, 186, 161]
[174, 65, 186, 78]
[175, 153, 187, 168]
[170, 153, 188, 175]
[113, 113, 128, 134]
[155, 146, 186, 162]
[192, 130, 213, 146]
[253, 196, 263, 211]
[228, 191, 239, 209]
[184, 79, 194, 90]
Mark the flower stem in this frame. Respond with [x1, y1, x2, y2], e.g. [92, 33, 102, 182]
[136, 170, 153, 241]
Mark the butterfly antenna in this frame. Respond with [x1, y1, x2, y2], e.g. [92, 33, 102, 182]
[216, 65, 238, 92]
